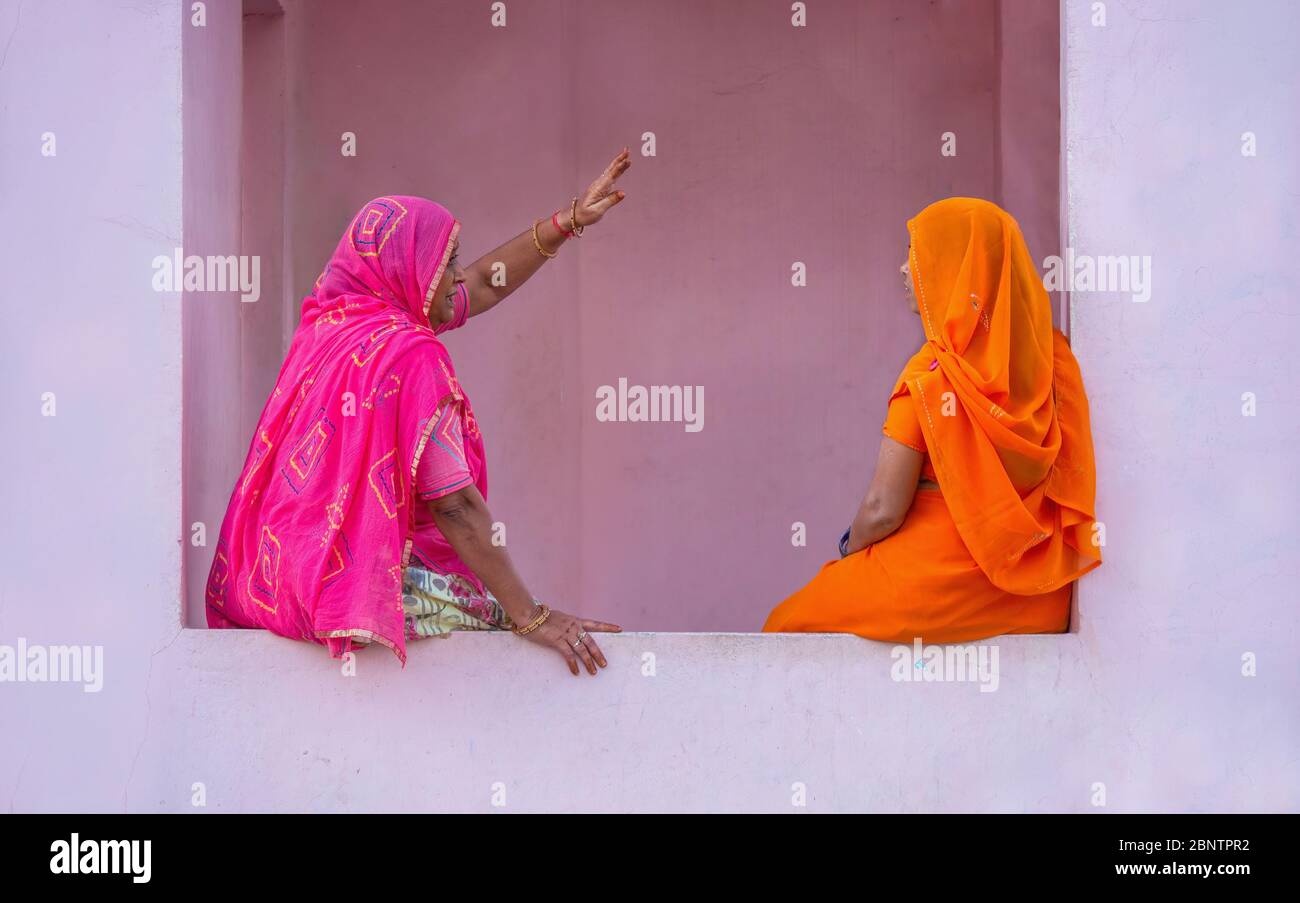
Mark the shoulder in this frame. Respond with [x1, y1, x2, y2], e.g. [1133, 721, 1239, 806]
[888, 345, 935, 400]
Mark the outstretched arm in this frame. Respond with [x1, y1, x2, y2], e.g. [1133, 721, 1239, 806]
[844, 437, 924, 554]
[462, 148, 631, 319]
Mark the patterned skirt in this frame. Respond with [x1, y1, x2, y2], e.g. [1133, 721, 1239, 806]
[401, 562, 512, 639]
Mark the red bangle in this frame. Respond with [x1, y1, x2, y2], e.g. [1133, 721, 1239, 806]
[551, 211, 573, 239]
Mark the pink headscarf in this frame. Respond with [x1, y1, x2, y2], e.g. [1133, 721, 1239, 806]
[205, 196, 485, 664]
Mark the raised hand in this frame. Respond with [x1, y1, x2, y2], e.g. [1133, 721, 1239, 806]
[573, 147, 631, 228]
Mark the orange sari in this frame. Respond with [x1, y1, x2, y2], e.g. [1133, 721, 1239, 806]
[764, 198, 1101, 643]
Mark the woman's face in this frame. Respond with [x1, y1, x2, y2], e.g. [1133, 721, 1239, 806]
[901, 246, 918, 314]
[430, 237, 465, 325]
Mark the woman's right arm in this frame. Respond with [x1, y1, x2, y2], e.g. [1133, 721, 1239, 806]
[461, 148, 630, 319]
[426, 485, 620, 675]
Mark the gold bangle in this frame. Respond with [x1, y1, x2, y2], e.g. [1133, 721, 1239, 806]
[569, 197, 584, 237]
[513, 603, 551, 636]
[531, 219, 557, 259]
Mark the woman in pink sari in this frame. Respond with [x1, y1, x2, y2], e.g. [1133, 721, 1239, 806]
[205, 150, 631, 676]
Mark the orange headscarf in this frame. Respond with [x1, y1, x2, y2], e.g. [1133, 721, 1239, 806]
[900, 197, 1101, 593]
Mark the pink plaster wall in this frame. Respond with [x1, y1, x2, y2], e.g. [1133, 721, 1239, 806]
[1, 0, 185, 807]
[999, 0, 1063, 321]
[4, 0, 1295, 815]
[259, 0, 1054, 630]
[1063, 0, 1300, 769]
[182, 0, 244, 623]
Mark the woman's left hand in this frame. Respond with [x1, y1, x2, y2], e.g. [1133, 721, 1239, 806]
[573, 147, 631, 228]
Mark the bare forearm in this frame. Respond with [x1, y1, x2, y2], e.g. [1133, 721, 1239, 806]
[429, 498, 539, 624]
[844, 439, 923, 555]
[464, 210, 571, 317]
[846, 499, 904, 553]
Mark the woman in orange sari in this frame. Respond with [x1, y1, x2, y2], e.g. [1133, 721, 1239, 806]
[764, 198, 1101, 643]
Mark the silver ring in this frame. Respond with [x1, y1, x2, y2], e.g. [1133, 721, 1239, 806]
[572, 638, 584, 649]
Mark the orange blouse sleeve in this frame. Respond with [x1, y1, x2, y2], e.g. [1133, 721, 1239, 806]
[882, 388, 927, 454]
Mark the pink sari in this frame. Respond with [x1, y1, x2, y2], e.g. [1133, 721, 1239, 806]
[205, 196, 487, 664]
